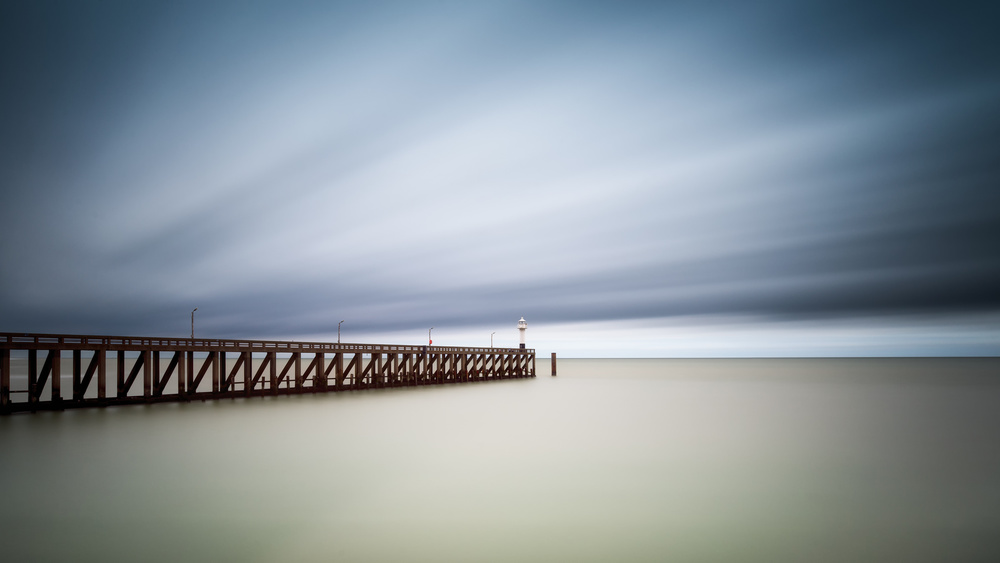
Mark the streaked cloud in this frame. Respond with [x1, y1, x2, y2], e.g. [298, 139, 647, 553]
[1, 1, 997, 354]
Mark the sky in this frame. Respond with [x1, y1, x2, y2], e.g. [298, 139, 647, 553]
[1, 0, 998, 356]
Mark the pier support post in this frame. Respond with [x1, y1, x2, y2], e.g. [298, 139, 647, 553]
[268, 352, 277, 395]
[334, 352, 344, 389]
[551, 353, 556, 376]
[97, 349, 106, 400]
[51, 350, 61, 403]
[28, 350, 37, 404]
[215, 352, 223, 393]
[73, 350, 82, 400]
[177, 350, 186, 397]
[185, 351, 195, 395]
[294, 353, 302, 389]
[353, 352, 363, 387]
[1, 349, 8, 410]
[143, 350, 152, 399]
[243, 351, 252, 396]
[151, 351, 160, 397]
[117, 351, 125, 398]
[315, 352, 325, 390]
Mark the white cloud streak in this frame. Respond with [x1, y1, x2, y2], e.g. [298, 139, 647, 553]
[1, 1, 998, 354]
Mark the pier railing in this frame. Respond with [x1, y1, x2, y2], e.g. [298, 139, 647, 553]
[0, 332, 536, 414]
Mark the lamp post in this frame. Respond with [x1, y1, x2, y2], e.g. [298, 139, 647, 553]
[338, 320, 345, 344]
[191, 307, 198, 339]
[429, 327, 434, 346]
[491, 331, 495, 348]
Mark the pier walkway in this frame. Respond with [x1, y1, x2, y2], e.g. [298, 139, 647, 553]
[0, 332, 535, 414]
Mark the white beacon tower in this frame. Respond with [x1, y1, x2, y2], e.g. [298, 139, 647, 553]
[518, 316, 527, 349]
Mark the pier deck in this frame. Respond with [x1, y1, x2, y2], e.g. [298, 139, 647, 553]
[0, 332, 535, 414]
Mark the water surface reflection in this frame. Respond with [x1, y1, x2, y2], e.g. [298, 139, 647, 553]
[1, 358, 998, 562]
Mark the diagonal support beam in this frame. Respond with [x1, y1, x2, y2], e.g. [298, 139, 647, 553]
[361, 353, 377, 387]
[344, 353, 361, 387]
[301, 354, 319, 388]
[222, 352, 245, 392]
[75, 351, 102, 401]
[154, 352, 181, 396]
[190, 352, 215, 392]
[121, 352, 145, 398]
[33, 350, 56, 403]
[251, 353, 273, 391]
[324, 352, 344, 388]
[381, 353, 395, 385]
[277, 353, 298, 389]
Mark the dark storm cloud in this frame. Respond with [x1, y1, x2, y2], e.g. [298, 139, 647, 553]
[1, 0, 998, 351]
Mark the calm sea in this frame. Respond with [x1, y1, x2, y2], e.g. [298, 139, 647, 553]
[2, 358, 999, 562]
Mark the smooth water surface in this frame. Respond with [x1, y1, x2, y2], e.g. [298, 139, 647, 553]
[2, 358, 999, 562]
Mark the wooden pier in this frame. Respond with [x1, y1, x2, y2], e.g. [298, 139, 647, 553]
[0, 332, 536, 414]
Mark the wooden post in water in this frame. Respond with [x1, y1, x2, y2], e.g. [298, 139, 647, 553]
[551, 352, 557, 376]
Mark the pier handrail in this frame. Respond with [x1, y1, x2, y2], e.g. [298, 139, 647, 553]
[0, 332, 534, 355]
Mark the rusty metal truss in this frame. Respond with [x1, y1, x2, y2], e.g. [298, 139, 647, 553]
[0, 332, 536, 414]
